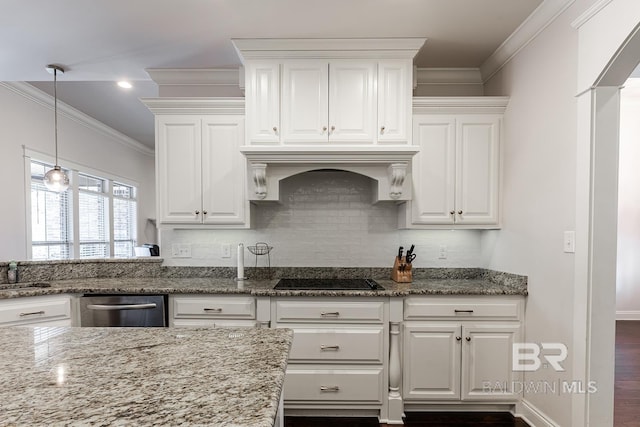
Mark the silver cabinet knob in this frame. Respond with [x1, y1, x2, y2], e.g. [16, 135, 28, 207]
[203, 210, 208, 215]
[195, 210, 200, 215]
[330, 126, 335, 132]
[466, 337, 471, 342]
[458, 210, 463, 215]
[322, 126, 327, 132]
[449, 210, 455, 215]
[380, 126, 385, 134]
[272, 126, 278, 133]
[456, 336, 462, 341]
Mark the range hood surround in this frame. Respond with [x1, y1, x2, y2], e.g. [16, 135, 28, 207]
[241, 145, 419, 202]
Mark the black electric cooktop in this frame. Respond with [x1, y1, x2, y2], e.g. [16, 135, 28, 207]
[274, 278, 383, 290]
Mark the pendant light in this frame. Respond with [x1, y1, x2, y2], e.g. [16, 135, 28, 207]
[43, 64, 69, 192]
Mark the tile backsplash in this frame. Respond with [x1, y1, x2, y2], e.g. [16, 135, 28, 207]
[161, 170, 486, 267]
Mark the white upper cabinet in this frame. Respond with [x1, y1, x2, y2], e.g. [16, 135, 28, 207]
[201, 117, 247, 225]
[401, 97, 508, 229]
[377, 60, 412, 143]
[156, 116, 202, 223]
[145, 99, 249, 228]
[281, 60, 329, 143]
[245, 61, 280, 144]
[328, 60, 376, 143]
[234, 38, 424, 146]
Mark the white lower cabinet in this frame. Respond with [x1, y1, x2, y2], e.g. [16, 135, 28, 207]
[273, 297, 388, 413]
[402, 296, 523, 403]
[169, 295, 257, 327]
[0, 295, 73, 327]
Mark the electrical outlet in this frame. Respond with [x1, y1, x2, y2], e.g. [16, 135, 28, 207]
[171, 244, 192, 258]
[222, 244, 231, 258]
[439, 245, 447, 259]
[564, 231, 575, 253]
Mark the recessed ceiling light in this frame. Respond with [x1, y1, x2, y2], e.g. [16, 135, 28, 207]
[117, 81, 132, 89]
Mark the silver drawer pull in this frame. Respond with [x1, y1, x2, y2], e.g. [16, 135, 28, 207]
[19, 310, 45, 317]
[454, 309, 474, 313]
[320, 385, 340, 392]
[320, 311, 340, 317]
[204, 308, 223, 313]
[320, 345, 340, 351]
[87, 303, 157, 311]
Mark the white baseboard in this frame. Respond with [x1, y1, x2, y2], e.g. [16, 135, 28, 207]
[514, 399, 559, 427]
[616, 311, 640, 320]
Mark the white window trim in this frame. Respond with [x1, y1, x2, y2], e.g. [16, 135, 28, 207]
[24, 147, 139, 260]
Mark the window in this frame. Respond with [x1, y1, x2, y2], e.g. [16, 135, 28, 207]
[78, 173, 109, 258]
[30, 161, 72, 260]
[113, 182, 137, 258]
[28, 159, 138, 260]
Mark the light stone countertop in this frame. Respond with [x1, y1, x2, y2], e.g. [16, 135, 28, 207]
[0, 276, 526, 299]
[0, 327, 292, 426]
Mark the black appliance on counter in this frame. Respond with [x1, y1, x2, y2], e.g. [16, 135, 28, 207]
[274, 278, 383, 290]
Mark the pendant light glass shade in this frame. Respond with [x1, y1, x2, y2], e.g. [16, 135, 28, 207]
[44, 166, 70, 191]
[43, 64, 69, 192]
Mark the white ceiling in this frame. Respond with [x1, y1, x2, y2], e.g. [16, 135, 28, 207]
[2, 0, 543, 148]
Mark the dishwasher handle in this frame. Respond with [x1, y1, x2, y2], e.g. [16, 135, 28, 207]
[86, 303, 157, 311]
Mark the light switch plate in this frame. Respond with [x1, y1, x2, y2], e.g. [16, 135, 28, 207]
[439, 245, 447, 259]
[563, 231, 575, 253]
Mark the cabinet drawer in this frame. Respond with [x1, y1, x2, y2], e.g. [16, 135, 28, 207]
[288, 327, 384, 363]
[276, 300, 384, 323]
[284, 368, 383, 402]
[172, 296, 255, 319]
[404, 297, 522, 320]
[0, 296, 71, 326]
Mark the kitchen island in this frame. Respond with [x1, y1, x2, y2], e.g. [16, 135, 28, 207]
[0, 327, 293, 426]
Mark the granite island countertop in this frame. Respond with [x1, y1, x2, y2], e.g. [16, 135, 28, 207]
[0, 275, 527, 299]
[0, 327, 293, 426]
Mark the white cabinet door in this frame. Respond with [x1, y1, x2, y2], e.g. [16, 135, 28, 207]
[455, 116, 501, 225]
[281, 60, 329, 143]
[157, 115, 202, 223]
[403, 323, 461, 400]
[328, 60, 376, 143]
[201, 116, 247, 225]
[411, 116, 456, 224]
[245, 61, 280, 144]
[461, 323, 521, 401]
[378, 60, 411, 143]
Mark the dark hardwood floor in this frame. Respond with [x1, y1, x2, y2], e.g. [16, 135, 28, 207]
[286, 322, 640, 427]
[285, 412, 529, 427]
[615, 320, 640, 427]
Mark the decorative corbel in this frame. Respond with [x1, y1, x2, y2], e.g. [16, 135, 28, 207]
[251, 163, 267, 199]
[388, 163, 408, 199]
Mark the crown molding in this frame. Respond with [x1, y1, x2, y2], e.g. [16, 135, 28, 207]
[1, 82, 153, 156]
[141, 97, 245, 115]
[413, 96, 510, 114]
[480, 0, 576, 83]
[232, 38, 426, 62]
[415, 68, 483, 85]
[571, 0, 613, 29]
[146, 68, 240, 86]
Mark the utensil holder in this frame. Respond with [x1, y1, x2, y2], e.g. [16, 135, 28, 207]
[391, 256, 412, 283]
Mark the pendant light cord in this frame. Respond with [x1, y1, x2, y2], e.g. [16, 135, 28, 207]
[54, 68, 59, 166]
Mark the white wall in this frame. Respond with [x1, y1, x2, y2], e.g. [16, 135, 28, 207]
[482, 1, 590, 425]
[161, 170, 485, 267]
[617, 80, 640, 318]
[0, 83, 155, 261]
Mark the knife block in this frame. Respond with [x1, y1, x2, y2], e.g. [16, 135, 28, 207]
[391, 256, 412, 283]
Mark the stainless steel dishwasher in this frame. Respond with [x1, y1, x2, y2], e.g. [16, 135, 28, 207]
[80, 295, 167, 327]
